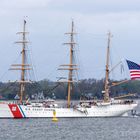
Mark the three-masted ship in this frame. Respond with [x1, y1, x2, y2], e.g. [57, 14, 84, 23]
[0, 20, 137, 118]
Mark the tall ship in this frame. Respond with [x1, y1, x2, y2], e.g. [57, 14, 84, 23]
[0, 20, 138, 118]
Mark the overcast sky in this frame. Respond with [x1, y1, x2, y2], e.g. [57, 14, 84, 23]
[0, 0, 140, 81]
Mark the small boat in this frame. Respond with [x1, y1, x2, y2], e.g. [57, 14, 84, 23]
[131, 110, 140, 117]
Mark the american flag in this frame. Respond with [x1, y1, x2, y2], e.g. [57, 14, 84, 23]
[126, 60, 140, 80]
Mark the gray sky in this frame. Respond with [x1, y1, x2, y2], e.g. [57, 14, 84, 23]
[0, 0, 140, 81]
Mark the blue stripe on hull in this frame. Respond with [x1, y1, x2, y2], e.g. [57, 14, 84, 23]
[18, 105, 26, 118]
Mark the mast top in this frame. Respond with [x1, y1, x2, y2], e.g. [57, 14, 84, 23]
[65, 20, 77, 35]
[107, 31, 113, 43]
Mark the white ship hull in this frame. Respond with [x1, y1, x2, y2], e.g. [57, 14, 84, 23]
[0, 102, 137, 118]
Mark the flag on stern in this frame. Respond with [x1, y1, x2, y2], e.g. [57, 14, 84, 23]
[126, 60, 140, 80]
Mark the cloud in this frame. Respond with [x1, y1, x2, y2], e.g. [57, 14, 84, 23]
[49, 0, 140, 14]
[0, 0, 51, 9]
[0, 0, 140, 80]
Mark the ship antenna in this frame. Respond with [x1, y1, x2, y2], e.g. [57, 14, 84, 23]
[104, 31, 113, 102]
[10, 20, 32, 104]
[58, 20, 78, 108]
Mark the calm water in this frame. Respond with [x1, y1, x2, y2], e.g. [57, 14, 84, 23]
[0, 102, 140, 140]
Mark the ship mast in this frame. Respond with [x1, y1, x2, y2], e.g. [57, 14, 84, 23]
[10, 20, 32, 104]
[104, 32, 112, 102]
[58, 21, 78, 108]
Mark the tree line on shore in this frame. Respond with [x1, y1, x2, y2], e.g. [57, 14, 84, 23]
[0, 78, 140, 100]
